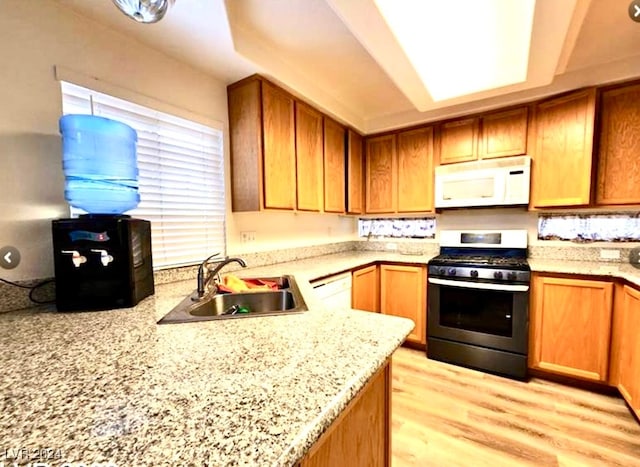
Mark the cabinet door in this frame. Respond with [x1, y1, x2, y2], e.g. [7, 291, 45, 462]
[438, 117, 479, 164]
[300, 362, 390, 467]
[530, 275, 613, 382]
[530, 89, 596, 208]
[228, 78, 262, 212]
[347, 130, 364, 214]
[618, 285, 640, 415]
[596, 83, 640, 205]
[365, 135, 397, 213]
[262, 82, 296, 210]
[480, 107, 528, 159]
[352, 265, 379, 312]
[295, 102, 323, 211]
[380, 264, 426, 345]
[397, 127, 434, 212]
[323, 117, 346, 213]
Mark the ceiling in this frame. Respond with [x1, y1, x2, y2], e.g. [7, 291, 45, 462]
[55, 0, 640, 133]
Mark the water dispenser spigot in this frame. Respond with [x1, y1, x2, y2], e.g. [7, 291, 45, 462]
[61, 250, 87, 268]
[91, 249, 114, 266]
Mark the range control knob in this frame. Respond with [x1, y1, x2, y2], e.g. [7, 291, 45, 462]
[448, 268, 457, 276]
[438, 267, 446, 275]
[493, 271, 504, 280]
[470, 270, 479, 278]
[507, 271, 518, 281]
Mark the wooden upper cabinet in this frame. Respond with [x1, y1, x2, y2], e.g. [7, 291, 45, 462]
[261, 82, 296, 210]
[352, 264, 379, 313]
[479, 107, 528, 159]
[228, 76, 296, 212]
[228, 78, 263, 212]
[530, 274, 613, 382]
[530, 89, 596, 208]
[365, 135, 397, 213]
[346, 130, 364, 215]
[397, 127, 434, 212]
[323, 117, 346, 213]
[380, 264, 426, 345]
[596, 83, 640, 205]
[438, 117, 479, 164]
[295, 102, 323, 211]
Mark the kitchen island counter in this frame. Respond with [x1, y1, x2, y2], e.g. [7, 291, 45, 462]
[0, 251, 415, 467]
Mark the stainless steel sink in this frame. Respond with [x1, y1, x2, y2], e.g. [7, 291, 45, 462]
[157, 275, 307, 324]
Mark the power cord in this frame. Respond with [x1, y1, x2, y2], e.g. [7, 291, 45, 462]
[0, 277, 56, 304]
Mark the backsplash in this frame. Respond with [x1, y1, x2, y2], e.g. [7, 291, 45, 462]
[528, 244, 635, 263]
[0, 241, 359, 313]
[3, 236, 636, 313]
[538, 212, 640, 242]
[358, 217, 436, 239]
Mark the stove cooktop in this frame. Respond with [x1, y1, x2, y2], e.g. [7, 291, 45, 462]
[429, 254, 529, 269]
[428, 253, 530, 283]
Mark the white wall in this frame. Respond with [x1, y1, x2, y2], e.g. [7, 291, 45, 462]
[437, 208, 538, 243]
[229, 211, 356, 254]
[0, 0, 357, 281]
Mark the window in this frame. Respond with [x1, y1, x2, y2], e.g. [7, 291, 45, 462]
[60, 81, 226, 269]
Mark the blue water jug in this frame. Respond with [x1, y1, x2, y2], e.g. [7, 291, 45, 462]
[59, 114, 140, 214]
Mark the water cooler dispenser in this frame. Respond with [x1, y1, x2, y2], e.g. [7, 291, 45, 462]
[53, 115, 154, 311]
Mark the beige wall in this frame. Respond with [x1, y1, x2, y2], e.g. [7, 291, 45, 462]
[0, 0, 357, 281]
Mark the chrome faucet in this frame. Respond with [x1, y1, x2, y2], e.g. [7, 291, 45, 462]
[196, 254, 247, 298]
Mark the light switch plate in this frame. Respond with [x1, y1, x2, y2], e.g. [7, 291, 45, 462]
[240, 231, 256, 243]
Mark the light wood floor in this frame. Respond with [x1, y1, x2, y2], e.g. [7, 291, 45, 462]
[391, 347, 640, 467]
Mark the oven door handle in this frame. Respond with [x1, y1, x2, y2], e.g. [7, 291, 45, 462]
[428, 277, 530, 292]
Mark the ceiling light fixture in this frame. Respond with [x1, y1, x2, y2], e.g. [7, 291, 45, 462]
[373, 0, 536, 102]
[112, 0, 174, 24]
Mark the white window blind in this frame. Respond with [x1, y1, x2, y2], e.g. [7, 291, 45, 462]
[60, 81, 226, 269]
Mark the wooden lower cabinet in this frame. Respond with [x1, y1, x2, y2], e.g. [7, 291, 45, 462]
[613, 284, 640, 417]
[299, 361, 391, 467]
[352, 264, 379, 312]
[530, 274, 613, 382]
[380, 264, 426, 345]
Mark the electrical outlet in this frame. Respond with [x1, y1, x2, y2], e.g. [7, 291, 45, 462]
[385, 242, 398, 251]
[600, 249, 620, 260]
[240, 231, 256, 243]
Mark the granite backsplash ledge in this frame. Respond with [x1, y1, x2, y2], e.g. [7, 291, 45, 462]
[0, 241, 361, 312]
[528, 243, 638, 263]
[5, 239, 634, 312]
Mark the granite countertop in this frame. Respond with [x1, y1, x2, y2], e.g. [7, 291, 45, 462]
[528, 258, 640, 287]
[2, 249, 639, 466]
[0, 251, 415, 467]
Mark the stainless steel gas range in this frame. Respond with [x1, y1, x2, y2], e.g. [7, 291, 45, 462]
[427, 230, 530, 379]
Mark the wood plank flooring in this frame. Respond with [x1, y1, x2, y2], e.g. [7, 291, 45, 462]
[391, 347, 640, 467]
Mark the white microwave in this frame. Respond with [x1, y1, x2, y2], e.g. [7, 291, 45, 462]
[434, 155, 531, 209]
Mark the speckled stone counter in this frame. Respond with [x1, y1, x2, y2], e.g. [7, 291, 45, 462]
[529, 258, 640, 287]
[5, 248, 638, 466]
[0, 252, 417, 467]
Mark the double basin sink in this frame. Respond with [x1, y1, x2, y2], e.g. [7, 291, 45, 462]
[158, 275, 307, 324]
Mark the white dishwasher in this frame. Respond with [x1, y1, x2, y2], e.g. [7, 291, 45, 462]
[311, 272, 352, 310]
